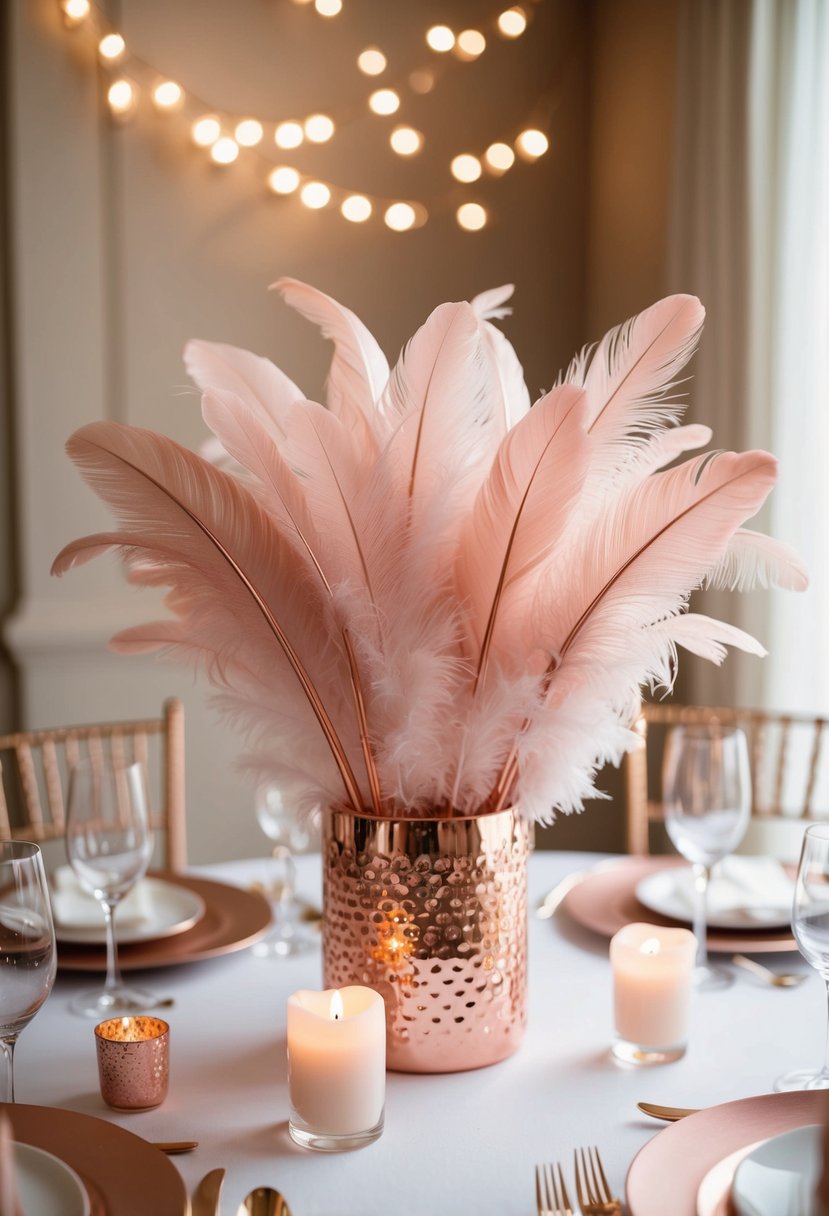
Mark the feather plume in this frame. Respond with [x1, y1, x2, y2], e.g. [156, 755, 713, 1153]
[184, 340, 303, 443]
[706, 528, 809, 592]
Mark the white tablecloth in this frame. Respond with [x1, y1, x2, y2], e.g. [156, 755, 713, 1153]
[19, 852, 815, 1216]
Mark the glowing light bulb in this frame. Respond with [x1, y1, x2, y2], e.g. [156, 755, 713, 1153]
[341, 195, 372, 223]
[275, 121, 304, 149]
[515, 128, 549, 159]
[235, 119, 263, 147]
[369, 89, 400, 116]
[300, 181, 331, 209]
[390, 126, 423, 156]
[357, 47, 387, 76]
[268, 166, 301, 194]
[61, 0, 90, 26]
[408, 69, 435, 95]
[304, 114, 335, 143]
[457, 202, 487, 231]
[315, 0, 342, 13]
[99, 33, 126, 61]
[152, 80, 183, 110]
[451, 153, 482, 183]
[485, 141, 515, 173]
[456, 29, 486, 59]
[191, 115, 221, 147]
[210, 137, 239, 165]
[384, 202, 416, 232]
[107, 78, 136, 117]
[426, 25, 455, 53]
[497, 7, 528, 37]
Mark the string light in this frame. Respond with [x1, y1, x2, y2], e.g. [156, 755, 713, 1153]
[384, 202, 417, 232]
[268, 166, 300, 194]
[341, 195, 372, 223]
[357, 47, 386, 76]
[457, 202, 488, 231]
[314, 0, 342, 14]
[60, 0, 90, 26]
[426, 25, 455, 53]
[98, 32, 125, 61]
[390, 126, 423, 156]
[497, 7, 528, 38]
[107, 77, 136, 118]
[235, 118, 263, 147]
[304, 114, 335, 143]
[516, 128, 549, 159]
[275, 120, 304, 149]
[300, 181, 331, 209]
[210, 137, 239, 165]
[455, 29, 486, 60]
[368, 89, 400, 116]
[485, 142, 515, 173]
[408, 69, 435, 94]
[191, 115, 221, 147]
[451, 153, 482, 183]
[152, 80, 183, 110]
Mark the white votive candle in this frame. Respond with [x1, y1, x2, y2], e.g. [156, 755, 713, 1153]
[287, 985, 386, 1151]
[610, 922, 696, 1065]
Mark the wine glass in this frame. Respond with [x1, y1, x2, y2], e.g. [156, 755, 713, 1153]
[65, 756, 158, 1017]
[0, 841, 56, 1101]
[776, 823, 829, 1090]
[252, 784, 317, 959]
[663, 723, 751, 990]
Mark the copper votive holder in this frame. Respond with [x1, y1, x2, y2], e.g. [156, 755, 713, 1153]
[95, 1016, 170, 1111]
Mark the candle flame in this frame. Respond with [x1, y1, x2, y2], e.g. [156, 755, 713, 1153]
[329, 989, 344, 1020]
[640, 937, 662, 955]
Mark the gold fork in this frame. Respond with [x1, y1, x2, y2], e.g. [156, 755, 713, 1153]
[574, 1145, 622, 1215]
[535, 1162, 574, 1216]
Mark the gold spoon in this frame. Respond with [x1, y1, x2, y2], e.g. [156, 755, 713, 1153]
[731, 953, 808, 988]
[238, 1187, 292, 1216]
[637, 1102, 699, 1122]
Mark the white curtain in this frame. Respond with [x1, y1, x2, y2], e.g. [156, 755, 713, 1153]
[671, 0, 829, 716]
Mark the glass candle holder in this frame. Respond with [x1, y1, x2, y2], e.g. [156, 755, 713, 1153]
[95, 1015, 169, 1110]
[287, 985, 385, 1151]
[610, 922, 696, 1065]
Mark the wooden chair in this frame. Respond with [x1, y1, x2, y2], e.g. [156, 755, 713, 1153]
[0, 698, 186, 872]
[623, 702, 829, 859]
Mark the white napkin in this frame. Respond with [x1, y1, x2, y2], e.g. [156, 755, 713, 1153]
[671, 856, 794, 923]
[50, 865, 154, 929]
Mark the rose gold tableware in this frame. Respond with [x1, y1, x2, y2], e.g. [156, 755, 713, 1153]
[152, 1141, 197, 1154]
[535, 1162, 573, 1216]
[731, 953, 807, 988]
[574, 1145, 622, 1214]
[240, 1187, 293, 1216]
[191, 1168, 225, 1216]
[637, 1101, 699, 1121]
[94, 1016, 169, 1111]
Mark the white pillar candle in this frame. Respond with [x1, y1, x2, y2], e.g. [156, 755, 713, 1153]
[610, 922, 696, 1064]
[287, 985, 386, 1150]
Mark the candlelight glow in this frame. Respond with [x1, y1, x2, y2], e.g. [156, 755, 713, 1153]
[329, 990, 344, 1020]
[640, 937, 662, 956]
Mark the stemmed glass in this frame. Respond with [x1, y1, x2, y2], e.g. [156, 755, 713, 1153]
[252, 784, 316, 959]
[0, 841, 56, 1101]
[776, 823, 829, 1090]
[65, 756, 158, 1017]
[663, 723, 751, 990]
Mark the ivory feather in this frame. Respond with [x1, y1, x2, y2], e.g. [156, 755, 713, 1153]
[706, 528, 809, 592]
[184, 340, 303, 443]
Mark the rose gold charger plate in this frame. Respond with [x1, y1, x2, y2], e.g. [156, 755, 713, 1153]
[626, 1090, 827, 1215]
[1, 1102, 187, 1215]
[57, 872, 272, 971]
[562, 856, 796, 953]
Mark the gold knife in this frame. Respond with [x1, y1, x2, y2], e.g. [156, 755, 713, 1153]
[637, 1102, 699, 1121]
[191, 1168, 225, 1216]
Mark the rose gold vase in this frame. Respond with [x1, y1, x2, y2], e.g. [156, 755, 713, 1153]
[322, 808, 529, 1073]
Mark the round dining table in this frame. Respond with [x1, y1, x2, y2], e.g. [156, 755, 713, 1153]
[14, 850, 819, 1215]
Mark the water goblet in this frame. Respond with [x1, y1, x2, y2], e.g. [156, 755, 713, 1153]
[663, 723, 751, 990]
[65, 757, 159, 1017]
[776, 823, 829, 1090]
[252, 784, 316, 959]
[0, 840, 57, 1101]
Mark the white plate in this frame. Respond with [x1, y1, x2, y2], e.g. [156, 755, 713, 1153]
[731, 1124, 822, 1215]
[635, 867, 792, 931]
[55, 877, 206, 945]
[15, 1142, 90, 1216]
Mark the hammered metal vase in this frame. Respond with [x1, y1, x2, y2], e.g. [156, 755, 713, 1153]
[322, 807, 530, 1073]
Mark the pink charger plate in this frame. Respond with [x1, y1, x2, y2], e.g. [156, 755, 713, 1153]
[562, 856, 796, 953]
[626, 1090, 827, 1216]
